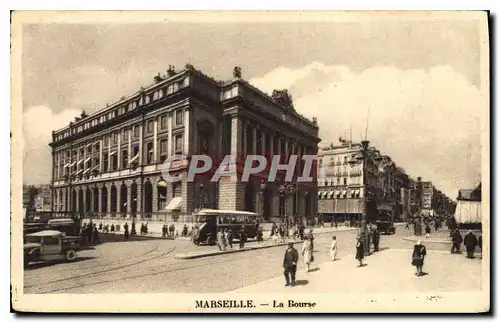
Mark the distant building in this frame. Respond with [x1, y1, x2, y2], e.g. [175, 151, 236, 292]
[317, 138, 410, 222]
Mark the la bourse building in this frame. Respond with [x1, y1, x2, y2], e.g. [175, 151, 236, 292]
[50, 65, 320, 224]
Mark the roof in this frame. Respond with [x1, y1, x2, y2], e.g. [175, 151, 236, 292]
[196, 209, 258, 216]
[457, 188, 481, 201]
[26, 230, 63, 237]
[48, 219, 74, 225]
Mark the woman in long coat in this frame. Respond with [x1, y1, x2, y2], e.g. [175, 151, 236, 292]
[302, 236, 313, 272]
[355, 237, 364, 267]
[412, 240, 427, 276]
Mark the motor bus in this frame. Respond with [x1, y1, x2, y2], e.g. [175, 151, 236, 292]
[192, 209, 259, 246]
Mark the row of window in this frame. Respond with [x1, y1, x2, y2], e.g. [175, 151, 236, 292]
[54, 78, 190, 142]
[54, 135, 185, 181]
[320, 177, 363, 186]
[54, 111, 185, 162]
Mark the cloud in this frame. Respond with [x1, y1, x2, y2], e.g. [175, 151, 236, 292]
[22, 106, 81, 184]
[250, 62, 483, 199]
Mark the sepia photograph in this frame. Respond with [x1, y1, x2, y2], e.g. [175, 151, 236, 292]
[10, 10, 490, 313]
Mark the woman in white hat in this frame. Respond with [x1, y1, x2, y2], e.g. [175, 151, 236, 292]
[412, 240, 427, 276]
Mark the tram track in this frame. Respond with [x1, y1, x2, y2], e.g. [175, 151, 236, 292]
[24, 244, 175, 289]
[34, 243, 291, 293]
[24, 241, 160, 279]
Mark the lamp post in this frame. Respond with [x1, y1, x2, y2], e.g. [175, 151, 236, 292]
[349, 140, 370, 256]
[279, 183, 294, 238]
[259, 180, 267, 220]
[279, 184, 286, 233]
[414, 177, 423, 236]
[199, 182, 205, 210]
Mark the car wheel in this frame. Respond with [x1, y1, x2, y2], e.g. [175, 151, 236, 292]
[207, 236, 215, 246]
[65, 250, 77, 262]
[193, 239, 200, 246]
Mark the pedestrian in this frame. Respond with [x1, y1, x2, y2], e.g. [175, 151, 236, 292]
[405, 221, 410, 230]
[216, 229, 225, 251]
[98, 222, 103, 231]
[227, 229, 234, 249]
[131, 220, 137, 236]
[451, 229, 463, 254]
[223, 228, 230, 249]
[412, 240, 427, 277]
[302, 236, 314, 272]
[307, 229, 314, 251]
[283, 242, 299, 287]
[478, 235, 483, 259]
[330, 236, 338, 261]
[92, 223, 100, 245]
[239, 227, 246, 249]
[123, 222, 129, 240]
[162, 224, 167, 238]
[372, 228, 380, 252]
[355, 237, 364, 267]
[110, 224, 115, 233]
[425, 224, 431, 238]
[279, 225, 285, 243]
[464, 230, 478, 259]
[256, 227, 263, 244]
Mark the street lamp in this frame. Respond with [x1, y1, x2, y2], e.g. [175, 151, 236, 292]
[199, 182, 205, 210]
[259, 180, 267, 220]
[414, 177, 423, 236]
[348, 140, 370, 256]
[279, 183, 294, 238]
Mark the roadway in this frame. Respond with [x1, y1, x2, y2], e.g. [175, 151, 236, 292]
[23, 225, 465, 294]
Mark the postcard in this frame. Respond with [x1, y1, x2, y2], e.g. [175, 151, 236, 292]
[11, 10, 490, 313]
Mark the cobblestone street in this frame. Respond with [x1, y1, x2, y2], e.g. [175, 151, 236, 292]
[23, 225, 482, 294]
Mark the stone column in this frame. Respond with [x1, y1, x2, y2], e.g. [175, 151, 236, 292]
[128, 129, 132, 161]
[106, 183, 112, 216]
[153, 119, 158, 163]
[75, 187, 80, 213]
[116, 183, 122, 217]
[151, 177, 159, 218]
[82, 186, 87, 213]
[277, 137, 282, 155]
[97, 186, 103, 216]
[252, 127, 257, 155]
[261, 132, 266, 157]
[230, 115, 242, 159]
[117, 132, 121, 169]
[167, 113, 173, 155]
[99, 138, 104, 172]
[137, 180, 143, 220]
[139, 124, 143, 165]
[90, 187, 95, 213]
[184, 108, 190, 155]
[126, 180, 132, 217]
[242, 121, 247, 156]
[269, 134, 274, 159]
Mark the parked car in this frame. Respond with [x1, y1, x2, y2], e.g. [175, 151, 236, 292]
[24, 230, 81, 268]
[376, 220, 396, 235]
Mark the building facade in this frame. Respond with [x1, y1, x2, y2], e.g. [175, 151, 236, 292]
[50, 65, 320, 223]
[317, 139, 412, 222]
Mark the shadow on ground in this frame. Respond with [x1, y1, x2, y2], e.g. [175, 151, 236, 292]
[26, 256, 97, 270]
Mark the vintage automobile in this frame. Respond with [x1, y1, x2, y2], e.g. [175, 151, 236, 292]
[192, 209, 259, 246]
[376, 220, 396, 235]
[24, 230, 81, 268]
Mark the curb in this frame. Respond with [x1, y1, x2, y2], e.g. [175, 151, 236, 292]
[403, 236, 452, 244]
[175, 241, 298, 260]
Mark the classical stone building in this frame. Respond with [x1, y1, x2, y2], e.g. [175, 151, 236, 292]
[50, 65, 320, 223]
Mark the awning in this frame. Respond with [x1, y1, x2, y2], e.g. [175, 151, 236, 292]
[83, 168, 90, 174]
[350, 190, 356, 197]
[157, 181, 168, 188]
[63, 163, 69, 168]
[69, 161, 76, 167]
[335, 190, 341, 197]
[327, 191, 335, 199]
[91, 165, 99, 171]
[128, 154, 139, 164]
[75, 169, 83, 175]
[342, 190, 347, 196]
[86, 143, 93, 147]
[84, 157, 91, 163]
[317, 191, 323, 198]
[77, 159, 83, 165]
[110, 151, 116, 156]
[166, 197, 182, 211]
[321, 191, 328, 199]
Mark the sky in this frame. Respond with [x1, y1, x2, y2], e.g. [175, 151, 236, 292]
[20, 14, 486, 199]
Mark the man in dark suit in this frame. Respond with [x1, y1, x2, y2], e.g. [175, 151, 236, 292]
[283, 242, 299, 287]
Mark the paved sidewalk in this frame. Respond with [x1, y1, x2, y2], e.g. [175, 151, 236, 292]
[174, 226, 362, 259]
[230, 249, 482, 294]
